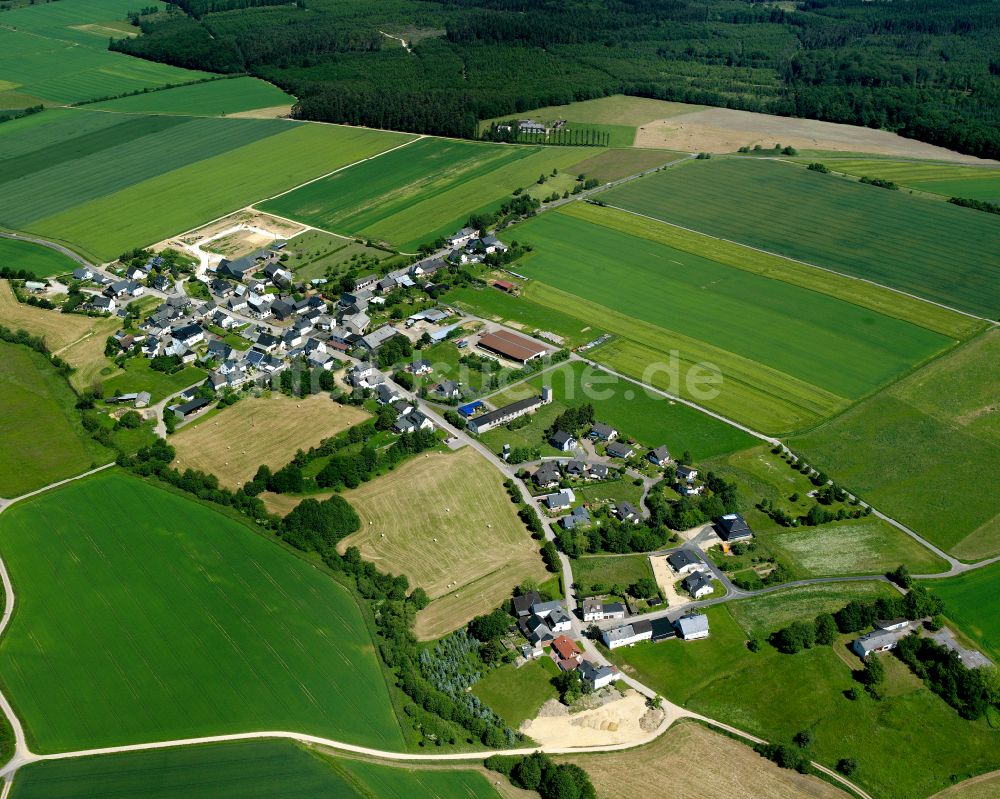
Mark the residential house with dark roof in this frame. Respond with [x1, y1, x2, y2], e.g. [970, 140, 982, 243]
[550, 430, 576, 452]
[606, 441, 635, 459]
[533, 461, 561, 489]
[682, 571, 715, 599]
[715, 513, 753, 542]
[648, 446, 671, 467]
[667, 549, 704, 575]
[590, 423, 618, 442]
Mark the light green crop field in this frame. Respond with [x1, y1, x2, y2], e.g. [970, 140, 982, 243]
[472, 657, 559, 729]
[923, 562, 1000, 663]
[9, 741, 503, 799]
[612, 597, 1000, 799]
[0, 471, 403, 753]
[508, 206, 951, 433]
[811, 159, 1000, 203]
[0, 113, 411, 260]
[488, 361, 757, 460]
[0, 341, 112, 498]
[89, 77, 294, 116]
[261, 137, 599, 251]
[600, 158, 1000, 318]
[0, 238, 80, 278]
[0, 0, 209, 106]
[791, 329, 1000, 559]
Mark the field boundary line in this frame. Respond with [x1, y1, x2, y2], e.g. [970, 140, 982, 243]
[600, 203, 996, 327]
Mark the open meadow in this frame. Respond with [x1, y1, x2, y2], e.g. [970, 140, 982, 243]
[809, 160, 1000, 203]
[0, 341, 112, 497]
[612, 594, 1000, 799]
[89, 77, 294, 117]
[0, 471, 403, 752]
[0, 0, 210, 107]
[573, 554, 654, 595]
[9, 740, 504, 799]
[600, 158, 1000, 318]
[281, 228, 391, 282]
[508, 205, 952, 433]
[790, 329, 1000, 559]
[563, 719, 849, 799]
[0, 238, 80, 278]
[922, 562, 1000, 663]
[170, 393, 369, 488]
[0, 109, 412, 261]
[100, 357, 206, 403]
[338, 447, 548, 640]
[471, 657, 559, 729]
[261, 137, 599, 251]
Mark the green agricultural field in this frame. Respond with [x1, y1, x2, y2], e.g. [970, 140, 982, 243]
[100, 358, 207, 403]
[0, 470, 403, 752]
[600, 158, 1000, 318]
[9, 741, 504, 799]
[0, 341, 112, 498]
[88, 77, 294, 116]
[5, 115, 411, 261]
[702, 444, 949, 577]
[0, 238, 80, 278]
[261, 137, 598, 251]
[612, 599, 1000, 799]
[0, 0, 210, 106]
[489, 361, 757, 460]
[281, 228, 390, 282]
[509, 206, 951, 433]
[573, 554, 655, 595]
[812, 160, 1000, 203]
[924, 562, 1000, 662]
[790, 329, 1000, 559]
[565, 148, 687, 182]
[472, 657, 559, 729]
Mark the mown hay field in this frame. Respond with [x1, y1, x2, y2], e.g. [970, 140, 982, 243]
[0, 0, 210, 106]
[338, 447, 548, 640]
[811, 159, 1000, 203]
[89, 77, 294, 116]
[600, 158, 1000, 318]
[790, 329, 1000, 559]
[0, 471, 403, 753]
[0, 238, 80, 278]
[261, 137, 599, 251]
[509, 207, 952, 433]
[9, 740, 505, 799]
[0, 109, 411, 261]
[0, 341, 111, 497]
[171, 393, 370, 488]
[564, 719, 849, 799]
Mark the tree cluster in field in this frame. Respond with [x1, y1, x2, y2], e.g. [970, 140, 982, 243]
[376, 334, 412, 369]
[807, 162, 830, 173]
[10, 283, 57, 310]
[501, 478, 561, 574]
[859, 175, 899, 190]
[485, 752, 596, 799]
[280, 495, 360, 552]
[0, 325, 71, 376]
[948, 196, 1000, 216]
[894, 634, 999, 720]
[545, 403, 594, 439]
[647, 471, 740, 531]
[556, 510, 673, 558]
[0, 104, 43, 126]
[737, 143, 797, 155]
[758, 446, 870, 527]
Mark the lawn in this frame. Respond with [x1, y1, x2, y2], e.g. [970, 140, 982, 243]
[100, 357, 207, 403]
[612, 599, 1000, 799]
[261, 137, 599, 251]
[281, 228, 389, 282]
[0, 0, 210, 106]
[339, 447, 548, 640]
[486, 361, 757, 460]
[0, 341, 112, 497]
[472, 657, 559, 729]
[9, 741, 503, 799]
[922, 562, 1000, 663]
[0, 238, 80, 278]
[0, 470, 403, 752]
[600, 158, 1000, 318]
[88, 77, 294, 116]
[573, 554, 654, 595]
[0, 111, 411, 261]
[790, 329, 1000, 559]
[574, 479, 644, 508]
[703, 444, 949, 577]
[808, 159, 1000, 203]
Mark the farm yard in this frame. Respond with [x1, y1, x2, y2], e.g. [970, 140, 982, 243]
[600, 158, 1000, 318]
[0, 238, 80, 278]
[8, 741, 505, 799]
[807, 159, 1000, 203]
[612, 598, 1000, 799]
[790, 329, 1000, 559]
[509, 206, 952, 433]
[0, 341, 112, 498]
[170, 393, 369, 489]
[88, 77, 294, 117]
[563, 720, 848, 799]
[0, 471, 403, 752]
[0, 108, 412, 261]
[0, 0, 210, 107]
[338, 447, 549, 640]
[260, 137, 599, 251]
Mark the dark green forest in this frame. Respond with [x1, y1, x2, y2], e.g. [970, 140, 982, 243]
[111, 0, 1000, 157]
